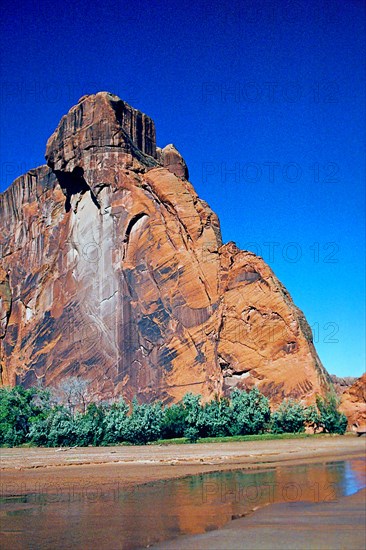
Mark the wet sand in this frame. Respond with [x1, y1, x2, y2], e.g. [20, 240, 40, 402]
[155, 488, 366, 549]
[1, 436, 365, 496]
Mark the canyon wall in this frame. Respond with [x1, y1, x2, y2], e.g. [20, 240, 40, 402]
[0, 92, 331, 404]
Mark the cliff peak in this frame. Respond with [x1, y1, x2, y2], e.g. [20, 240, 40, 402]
[45, 91, 157, 172]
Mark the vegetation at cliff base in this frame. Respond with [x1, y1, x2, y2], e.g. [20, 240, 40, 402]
[0, 383, 348, 447]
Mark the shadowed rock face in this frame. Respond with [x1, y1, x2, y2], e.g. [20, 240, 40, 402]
[53, 167, 101, 212]
[0, 92, 331, 404]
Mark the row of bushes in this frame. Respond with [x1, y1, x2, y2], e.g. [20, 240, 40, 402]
[0, 385, 348, 447]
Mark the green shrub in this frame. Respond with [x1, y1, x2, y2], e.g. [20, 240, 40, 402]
[28, 415, 50, 446]
[315, 394, 348, 434]
[229, 387, 271, 435]
[304, 404, 321, 432]
[28, 406, 76, 447]
[184, 425, 199, 443]
[161, 402, 187, 439]
[102, 399, 129, 444]
[2, 383, 350, 447]
[271, 399, 305, 433]
[197, 397, 231, 437]
[73, 403, 105, 446]
[0, 386, 50, 446]
[182, 393, 201, 425]
[123, 398, 163, 444]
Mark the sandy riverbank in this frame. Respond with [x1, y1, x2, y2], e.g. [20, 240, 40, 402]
[1, 437, 365, 549]
[154, 488, 366, 549]
[1, 436, 365, 496]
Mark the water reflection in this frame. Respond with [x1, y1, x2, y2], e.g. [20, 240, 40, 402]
[1, 458, 365, 549]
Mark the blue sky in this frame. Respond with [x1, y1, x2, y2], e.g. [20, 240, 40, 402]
[1, 0, 365, 377]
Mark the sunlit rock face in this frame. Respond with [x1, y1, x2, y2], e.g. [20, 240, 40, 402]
[0, 92, 331, 404]
[340, 374, 366, 429]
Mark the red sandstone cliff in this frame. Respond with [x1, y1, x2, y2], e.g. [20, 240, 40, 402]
[0, 92, 331, 404]
[339, 373, 366, 429]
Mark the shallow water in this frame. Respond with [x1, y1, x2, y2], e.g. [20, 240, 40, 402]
[1, 458, 365, 549]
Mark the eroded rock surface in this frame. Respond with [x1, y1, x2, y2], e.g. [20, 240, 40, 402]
[0, 92, 331, 404]
[340, 373, 366, 429]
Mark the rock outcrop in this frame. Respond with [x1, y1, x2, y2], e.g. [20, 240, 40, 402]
[330, 374, 357, 397]
[157, 144, 189, 179]
[0, 92, 331, 404]
[339, 373, 366, 429]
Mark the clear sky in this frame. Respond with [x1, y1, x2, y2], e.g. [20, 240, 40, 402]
[1, 0, 365, 378]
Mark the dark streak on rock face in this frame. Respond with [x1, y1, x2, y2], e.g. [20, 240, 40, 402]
[158, 347, 178, 372]
[32, 312, 57, 354]
[138, 315, 162, 344]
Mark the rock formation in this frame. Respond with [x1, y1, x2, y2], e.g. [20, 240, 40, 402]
[0, 92, 331, 404]
[339, 373, 366, 429]
[330, 374, 357, 397]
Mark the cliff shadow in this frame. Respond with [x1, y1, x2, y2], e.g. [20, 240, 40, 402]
[53, 167, 100, 212]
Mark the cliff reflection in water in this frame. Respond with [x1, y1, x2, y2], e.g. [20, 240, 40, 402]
[1, 458, 365, 549]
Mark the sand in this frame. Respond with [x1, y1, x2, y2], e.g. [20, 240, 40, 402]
[1, 436, 365, 549]
[1, 436, 365, 496]
[155, 488, 366, 549]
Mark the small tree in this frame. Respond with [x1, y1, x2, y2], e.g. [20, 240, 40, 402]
[198, 396, 231, 437]
[229, 388, 271, 435]
[184, 425, 199, 443]
[124, 398, 163, 444]
[315, 394, 348, 434]
[0, 386, 50, 446]
[161, 402, 187, 439]
[28, 414, 50, 446]
[29, 405, 76, 447]
[182, 393, 202, 442]
[73, 403, 106, 446]
[271, 399, 305, 433]
[304, 404, 322, 433]
[102, 399, 129, 444]
[47, 407, 76, 446]
[54, 377, 91, 413]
